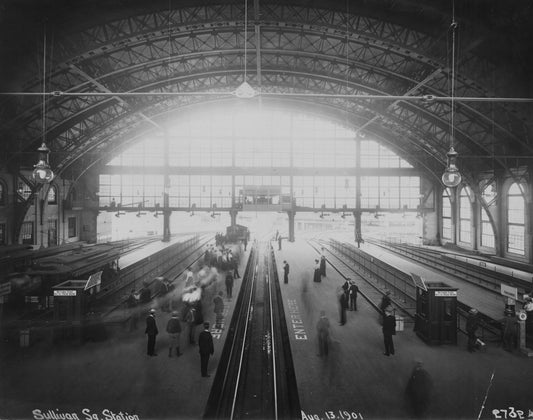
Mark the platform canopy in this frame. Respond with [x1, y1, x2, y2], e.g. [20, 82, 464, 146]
[0, 0, 532, 184]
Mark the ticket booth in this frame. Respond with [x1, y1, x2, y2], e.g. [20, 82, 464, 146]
[52, 280, 89, 322]
[414, 279, 458, 345]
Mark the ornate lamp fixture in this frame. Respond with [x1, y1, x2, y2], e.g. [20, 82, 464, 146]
[32, 26, 54, 184]
[32, 143, 54, 183]
[441, 18, 461, 188]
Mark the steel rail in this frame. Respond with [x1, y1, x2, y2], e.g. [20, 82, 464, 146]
[229, 259, 259, 420]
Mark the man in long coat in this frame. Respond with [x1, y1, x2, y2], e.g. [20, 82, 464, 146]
[145, 308, 159, 356]
[198, 322, 214, 377]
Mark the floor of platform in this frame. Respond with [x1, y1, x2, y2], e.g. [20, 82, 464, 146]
[275, 238, 533, 420]
[1, 238, 532, 420]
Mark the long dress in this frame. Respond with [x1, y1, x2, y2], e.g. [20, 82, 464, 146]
[319, 255, 326, 276]
[313, 262, 321, 282]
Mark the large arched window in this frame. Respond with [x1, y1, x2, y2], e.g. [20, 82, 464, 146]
[507, 183, 525, 255]
[480, 184, 495, 249]
[47, 185, 57, 205]
[442, 189, 452, 240]
[459, 187, 472, 244]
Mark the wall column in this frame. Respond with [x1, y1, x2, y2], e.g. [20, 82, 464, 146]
[162, 132, 171, 242]
[230, 209, 238, 227]
[287, 210, 295, 242]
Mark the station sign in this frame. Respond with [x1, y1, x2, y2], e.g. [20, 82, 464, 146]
[434, 290, 457, 297]
[54, 290, 77, 297]
[500, 284, 517, 300]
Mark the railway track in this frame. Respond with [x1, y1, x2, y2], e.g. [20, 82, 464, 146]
[309, 238, 503, 342]
[367, 238, 532, 303]
[204, 241, 300, 419]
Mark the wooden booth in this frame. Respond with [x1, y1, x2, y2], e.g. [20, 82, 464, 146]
[413, 274, 458, 345]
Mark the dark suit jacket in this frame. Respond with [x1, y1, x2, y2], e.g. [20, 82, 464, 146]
[284, 263, 290, 274]
[145, 315, 158, 335]
[198, 330, 214, 355]
[382, 314, 396, 335]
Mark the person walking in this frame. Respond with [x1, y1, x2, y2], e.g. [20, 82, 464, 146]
[316, 310, 330, 356]
[466, 308, 480, 352]
[319, 252, 326, 277]
[243, 236, 248, 251]
[338, 288, 348, 325]
[283, 260, 290, 284]
[278, 235, 282, 251]
[501, 309, 517, 351]
[225, 271, 234, 298]
[213, 291, 224, 329]
[405, 360, 433, 417]
[166, 311, 182, 357]
[145, 308, 159, 356]
[382, 305, 396, 356]
[313, 259, 321, 282]
[185, 305, 197, 344]
[348, 280, 359, 311]
[198, 322, 214, 377]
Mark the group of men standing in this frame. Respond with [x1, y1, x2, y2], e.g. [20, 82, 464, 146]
[144, 308, 215, 377]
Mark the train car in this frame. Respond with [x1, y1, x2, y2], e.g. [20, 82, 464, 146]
[225, 224, 250, 243]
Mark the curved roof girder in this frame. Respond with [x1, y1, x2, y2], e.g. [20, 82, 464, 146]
[1, 1, 532, 184]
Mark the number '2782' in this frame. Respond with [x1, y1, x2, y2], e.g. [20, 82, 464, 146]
[492, 407, 533, 419]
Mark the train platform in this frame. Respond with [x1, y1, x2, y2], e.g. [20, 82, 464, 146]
[2, 238, 532, 420]
[0, 243, 250, 420]
[274, 238, 533, 419]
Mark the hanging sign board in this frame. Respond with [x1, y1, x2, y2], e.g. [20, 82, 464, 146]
[411, 273, 427, 291]
[500, 284, 518, 301]
[54, 290, 77, 297]
[435, 290, 457, 297]
[84, 271, 102, 290]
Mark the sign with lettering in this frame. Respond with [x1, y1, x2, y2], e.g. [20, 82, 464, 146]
[500, 284, 518, 300]
[434, 290, 457, 297]
[53, 290, 77, 297]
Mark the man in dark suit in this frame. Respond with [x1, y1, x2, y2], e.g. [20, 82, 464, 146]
[348, 280, 359, 311]
[198, 322, 214, 377]
[283, 260, 290, 284]
[145, 308, 159, 356]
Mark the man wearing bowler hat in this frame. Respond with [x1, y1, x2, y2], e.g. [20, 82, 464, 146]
[145, 308, 159, 356]
[199, 322, 214, 377]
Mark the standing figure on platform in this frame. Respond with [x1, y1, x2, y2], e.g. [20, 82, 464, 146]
[231, 252, 240, 279]
[313, 259, 321, 282]
[198, 322, 214, 377]
[348, 280, 359, 311]
[382, 306, 396, 356]
[278, 235, 282, 251]
[184, 268, 194, 287]
[185, 305, 197, 345]
[501, 309, 517, 351]
[319, 250, 326, 277]
[338, 288, 348, 325]
[283, 260, 290, 284]
[466, 308, 480, 352]
[405, 360, 433, 417]
[243, 236, 248, 251]
[380, 290, 392, 313]
[166, 311, 182, 357]
[316, 310, 330, 356]
[225, 271, 234, 298]
[213, 291, 224, 329]
[145, 308, 159, 356]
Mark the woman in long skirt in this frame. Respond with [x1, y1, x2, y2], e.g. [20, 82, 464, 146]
[313, 259, 321, 282]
